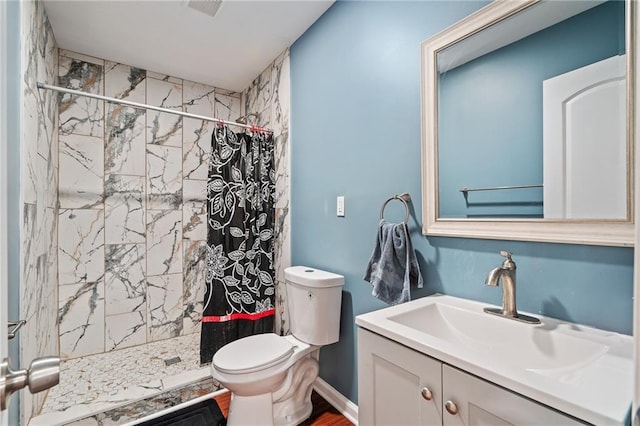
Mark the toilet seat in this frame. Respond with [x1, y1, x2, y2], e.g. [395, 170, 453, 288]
[213, 333, 294, 375]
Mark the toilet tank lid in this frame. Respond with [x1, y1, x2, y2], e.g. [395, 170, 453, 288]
[284, 266, 345, 288]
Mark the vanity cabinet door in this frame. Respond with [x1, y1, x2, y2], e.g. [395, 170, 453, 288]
[358, 328, 443, 426]
[441, 365, 585, 426]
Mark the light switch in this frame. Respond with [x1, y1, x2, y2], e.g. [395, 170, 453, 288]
[337, 196, 345, 217]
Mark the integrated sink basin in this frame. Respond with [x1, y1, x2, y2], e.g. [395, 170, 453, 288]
[387, 302, 607, 372]
[356, 294, 633, 425]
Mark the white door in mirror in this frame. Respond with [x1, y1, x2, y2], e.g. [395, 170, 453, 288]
[543, 54, 627, 219]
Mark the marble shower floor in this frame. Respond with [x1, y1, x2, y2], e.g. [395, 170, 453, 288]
[30, 333, 220, 425]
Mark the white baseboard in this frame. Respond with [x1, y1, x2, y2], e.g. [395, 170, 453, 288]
[313, 377, 358, 425]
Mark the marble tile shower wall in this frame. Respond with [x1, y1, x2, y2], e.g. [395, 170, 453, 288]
[243, 49, 291, 336]
[57, 50, 242, 359]
[20, 0, 59, 422]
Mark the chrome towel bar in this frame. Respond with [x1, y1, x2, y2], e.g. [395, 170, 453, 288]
[460, 184, 543, 194]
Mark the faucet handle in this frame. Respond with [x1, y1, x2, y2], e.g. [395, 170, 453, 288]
[499, 251, 515, 269]
[499, 251, 512, 260]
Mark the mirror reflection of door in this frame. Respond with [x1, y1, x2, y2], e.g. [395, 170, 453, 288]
[436, 0, 626, 219]
[543, 55, 626, 219]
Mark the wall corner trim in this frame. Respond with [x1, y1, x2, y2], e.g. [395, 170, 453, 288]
[313, 377, 358, 425]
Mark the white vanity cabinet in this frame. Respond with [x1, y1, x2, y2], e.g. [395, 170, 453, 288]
[441, 365, 584, 426]
[358, 328, 442, 425]
[358, 328, 585, 426]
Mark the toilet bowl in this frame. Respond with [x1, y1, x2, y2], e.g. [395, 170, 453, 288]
[211, 334, 318, 425]
[210, 266, 344, 426]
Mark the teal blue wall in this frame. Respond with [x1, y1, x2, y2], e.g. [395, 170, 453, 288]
[290, 1, 634, 404]
[438, 1, 625, 218]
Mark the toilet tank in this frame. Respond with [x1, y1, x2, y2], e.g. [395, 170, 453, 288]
[285, 266, 344, 345]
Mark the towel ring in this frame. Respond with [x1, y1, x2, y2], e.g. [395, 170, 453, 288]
[380, 193, 411, 225]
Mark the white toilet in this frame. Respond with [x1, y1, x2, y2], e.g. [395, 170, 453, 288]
[210, 266, 345, 426]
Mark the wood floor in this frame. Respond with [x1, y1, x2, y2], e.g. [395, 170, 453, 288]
[213, 390, 354, 426]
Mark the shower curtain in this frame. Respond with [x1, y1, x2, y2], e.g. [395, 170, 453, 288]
[200, 125, 276, 364]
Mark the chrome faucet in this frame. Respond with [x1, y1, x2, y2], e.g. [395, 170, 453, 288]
[483, 251, 540, 324]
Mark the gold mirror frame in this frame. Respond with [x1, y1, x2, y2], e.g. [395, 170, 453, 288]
[421, 0, 635, 247]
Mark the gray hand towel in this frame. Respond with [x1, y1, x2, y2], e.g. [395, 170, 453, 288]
[363, 219, 423, 305]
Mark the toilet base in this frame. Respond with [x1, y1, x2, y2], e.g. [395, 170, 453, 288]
[272, 356, 318, 426]
[223, 355, 320, 426]
[228, 393, 274, 426]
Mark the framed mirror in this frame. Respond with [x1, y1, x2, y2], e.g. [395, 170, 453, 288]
[421, 0, 634, 246]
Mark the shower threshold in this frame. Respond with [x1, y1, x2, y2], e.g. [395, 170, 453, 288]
[29, 333, 220, 425]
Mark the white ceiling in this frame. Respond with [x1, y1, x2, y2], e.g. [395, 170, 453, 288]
[43, 0, 334, 92]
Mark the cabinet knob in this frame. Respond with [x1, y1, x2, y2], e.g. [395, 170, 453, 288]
[445, 400, 458, 415]
[421, 387, 432, 401]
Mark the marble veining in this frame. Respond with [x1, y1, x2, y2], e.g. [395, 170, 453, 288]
[183, 118, 212, 181]
[147, 274, 184, 341]
[58, 208, 105, 285]
[59, 133, 104, 209]
[105, 104, 146, 176]
[44, 44, 290, 426]
[20, 16, 59, 425]
[58, 53, 103, 137]
[183, 84, 241, 181]
[105, 61, 146, 101]
[146, 71, 181, 84]
[59, 49, 103, 66]
[182, 179, 206, 241]
[18, 35, 293, 426]
[54, 52, 246, 365]
[35, 333, 216, 426]
[105, 62, 146, 176]
[147, 144, 183, 209]
[59, 280, 105, 359]
[183, 241, 207, 334]
[63, 379, 219, 426]
[243, 49, 291, 335]
[104, 174, 145, 244]
[21, 0, 59, 207]
[105, 311, 146, 351]
[183, 80, 216, 116]
[15, 32, 294, 425]
[146, 77, 183, 147]
[215, 92, 243, 123]
[105, 243, 146, 315]
[147, 209, 183, 276]
[22, 109, 40, 206]
[181, 82, 216, 180]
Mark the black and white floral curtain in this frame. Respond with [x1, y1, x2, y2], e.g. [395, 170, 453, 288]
[200, 125, 276, 364]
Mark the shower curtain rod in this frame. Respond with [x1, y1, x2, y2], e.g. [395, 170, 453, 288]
[36, 82, 273, 133]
